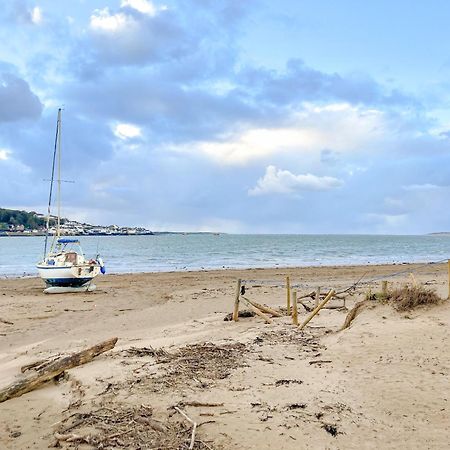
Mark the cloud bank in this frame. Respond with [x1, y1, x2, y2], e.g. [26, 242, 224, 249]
[0, 0, 449, 234]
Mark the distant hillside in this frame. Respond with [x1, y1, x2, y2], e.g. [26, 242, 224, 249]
[0, 208, 52, 231]
[0, 208, 153, 236]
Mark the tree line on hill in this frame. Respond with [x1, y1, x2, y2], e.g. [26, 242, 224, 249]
[0, 208, 54, 231]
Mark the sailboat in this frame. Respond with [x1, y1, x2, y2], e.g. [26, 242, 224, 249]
[36, 108, 105, 294]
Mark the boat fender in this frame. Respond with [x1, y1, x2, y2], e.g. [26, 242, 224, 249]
[98, 257, 106, 274]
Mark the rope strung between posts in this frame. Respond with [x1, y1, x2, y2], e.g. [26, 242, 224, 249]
[339, 258, 449, 294]
[241, 258, 448, 296]
[241, 279, 308, 288]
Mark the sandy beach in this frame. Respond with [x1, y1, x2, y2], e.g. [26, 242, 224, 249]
[0, 263, 449, 449]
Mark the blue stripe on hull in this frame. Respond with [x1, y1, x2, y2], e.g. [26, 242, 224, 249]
[45, 278, 93, 287]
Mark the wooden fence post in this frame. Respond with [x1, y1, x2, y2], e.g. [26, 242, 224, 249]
[292, 290, 298, 325]
[448, 260, 450, 299]
[286, 276, 291, 315]
[381, 280, 388, 298]
[299, 290, 335, 330]
[232, 279, 241, 322]
[315, 287, 321, 308]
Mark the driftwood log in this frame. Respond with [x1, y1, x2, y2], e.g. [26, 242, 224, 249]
[340, 301, 370, 330]
[240, 297, 272, 323]
[0, 337, 118, 403]
[241, 296, 282, 317]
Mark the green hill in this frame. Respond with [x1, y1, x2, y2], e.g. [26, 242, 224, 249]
[0, 208, 48, 231]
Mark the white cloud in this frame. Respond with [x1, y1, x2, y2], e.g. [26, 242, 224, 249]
[121, 0, 157, 16]
[174, 103, 386, 165]
[31, 7, 42, 24]
[0, 149, 11, 160]
[113, 123, 142, 140]
[402, 183, 440, 191]
[249, 165, 343, 196]
[90, 1, 163, 33]
[90, 8, 130, 33]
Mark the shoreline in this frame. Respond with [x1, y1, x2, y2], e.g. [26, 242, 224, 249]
[1, 259, 448, 281]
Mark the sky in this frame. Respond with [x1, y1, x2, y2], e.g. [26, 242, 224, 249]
[1, 0, 450, 234]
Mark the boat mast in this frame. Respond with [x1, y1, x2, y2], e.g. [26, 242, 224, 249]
[43, 108, 60, 258]
[56, 108, 62, 241]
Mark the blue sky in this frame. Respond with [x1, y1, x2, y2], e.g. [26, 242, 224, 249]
[1, 0, 450, 233]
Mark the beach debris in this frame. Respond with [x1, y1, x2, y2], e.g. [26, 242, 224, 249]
[223, 309, 255, 321]
[286, 403, 307, 410]
[0, 317, 14, 325]
[240, 296, 273, 323]
[241, 296, 283, 317]
[113, 341, 248, 394]
[250, 402, 278, 422]
[0, 337, 118, 403]
[309, 360, 332, 365]
[53, 403, 210, 449]
[174, 406, 197, 450]
[152, 342, 247, 388]
[253, 328, 324, 357]
[322, 423, 339, 437]
[298, 300, 314, 312]
[122, 345, 170, 358]
[179, 401, 225, 408]
[274, 379, 303, 387]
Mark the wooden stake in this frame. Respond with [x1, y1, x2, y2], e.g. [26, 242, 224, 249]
[299, 290, 335, 330]
[241, 297, 272, 323]
[315, 287, 321, 308]
[381, 280, 388, 297]
[232, 279, 241, 322]
[242, 296, 282, 317]
[292, 290, 298, 325]
[0, 337, 118, 403]
[448, 260, 450, 299]
[286, 276, 291, 315]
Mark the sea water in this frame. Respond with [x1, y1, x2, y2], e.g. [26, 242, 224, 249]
[1, 234, 450, 277]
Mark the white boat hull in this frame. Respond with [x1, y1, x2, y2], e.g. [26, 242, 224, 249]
[36, 264, 100, 287]
[44, 284, 96, 294]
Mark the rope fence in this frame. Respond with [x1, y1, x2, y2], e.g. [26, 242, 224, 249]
[231, 259, 450, 329]
[241, 258, 449, 293]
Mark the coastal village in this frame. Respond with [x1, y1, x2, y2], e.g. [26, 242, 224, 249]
[0, 211, 154, 237]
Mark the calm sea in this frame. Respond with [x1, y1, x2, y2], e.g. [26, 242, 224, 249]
[1, 234, 450, 277]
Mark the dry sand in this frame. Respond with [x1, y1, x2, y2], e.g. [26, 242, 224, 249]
[0, 263, 449, 449]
